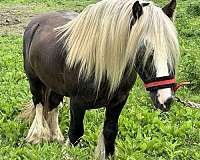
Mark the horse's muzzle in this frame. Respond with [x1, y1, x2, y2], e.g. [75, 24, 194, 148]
[150, 92, 174, 112]
[160, 97, 173, 112]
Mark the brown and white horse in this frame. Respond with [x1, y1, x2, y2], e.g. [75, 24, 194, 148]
[23, 0, 179, 159]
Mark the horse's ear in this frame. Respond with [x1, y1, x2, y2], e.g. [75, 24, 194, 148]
[132, 1, 143, 20]
[162, 0, 176, 20]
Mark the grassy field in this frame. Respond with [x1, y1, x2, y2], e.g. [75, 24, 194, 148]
[0, 0, 200, 159]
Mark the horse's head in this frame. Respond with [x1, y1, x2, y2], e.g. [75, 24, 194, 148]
[135, 52, 176, 112]
[132, 0, 178, 112]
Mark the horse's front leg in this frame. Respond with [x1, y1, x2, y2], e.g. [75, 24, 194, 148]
[67, 98, 86, 145]
[95, 94, 129, 159]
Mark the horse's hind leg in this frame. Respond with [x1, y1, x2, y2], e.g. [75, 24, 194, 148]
[47, 91, 64, 143]
[26, 103, 51, 144]
[26, 78, 51, 144]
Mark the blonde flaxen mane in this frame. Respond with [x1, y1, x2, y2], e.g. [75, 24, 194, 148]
[57, 0, 180, 94]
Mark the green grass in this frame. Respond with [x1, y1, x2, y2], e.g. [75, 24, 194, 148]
[0, 0, 200, 159]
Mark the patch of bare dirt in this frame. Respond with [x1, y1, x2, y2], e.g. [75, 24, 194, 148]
[0, 5, 38, 35]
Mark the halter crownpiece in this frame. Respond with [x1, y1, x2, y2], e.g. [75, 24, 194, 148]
[144, 76, 176, 91]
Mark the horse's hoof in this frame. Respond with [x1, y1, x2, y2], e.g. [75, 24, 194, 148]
[51, 132, 65, 143]
[26, 133, 51, 144]
[25, 125, 51, 144]
[65, 138, 72, 147]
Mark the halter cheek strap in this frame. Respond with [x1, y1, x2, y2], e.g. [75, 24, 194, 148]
[144, 76, 177, 91]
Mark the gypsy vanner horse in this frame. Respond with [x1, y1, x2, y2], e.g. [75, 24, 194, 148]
[22, 0, 179, 159]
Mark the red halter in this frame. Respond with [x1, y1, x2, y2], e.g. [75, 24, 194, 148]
[144, 76, 190, 92]
[144, 76, 176, 91]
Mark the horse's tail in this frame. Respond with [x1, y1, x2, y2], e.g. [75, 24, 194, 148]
[18, 101, 35, 124]
[19, 23, 40, 123]
[23, 23, 39, 62]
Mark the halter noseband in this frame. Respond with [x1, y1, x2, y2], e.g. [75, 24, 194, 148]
[144, 76, 177, 92]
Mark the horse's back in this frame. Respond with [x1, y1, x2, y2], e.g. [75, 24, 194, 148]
[23, 11, 78, 94]
[26, 11, 78, 28]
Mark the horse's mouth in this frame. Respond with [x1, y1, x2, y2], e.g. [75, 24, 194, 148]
[150, 92, 174, 112]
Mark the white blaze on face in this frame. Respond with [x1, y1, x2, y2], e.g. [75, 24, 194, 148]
[155, 61, 172, 105]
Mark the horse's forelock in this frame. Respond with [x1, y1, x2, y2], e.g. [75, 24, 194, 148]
[127, 4, 179, 72]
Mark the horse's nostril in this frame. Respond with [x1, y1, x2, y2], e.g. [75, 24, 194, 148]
[164, 97, 173, 107]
